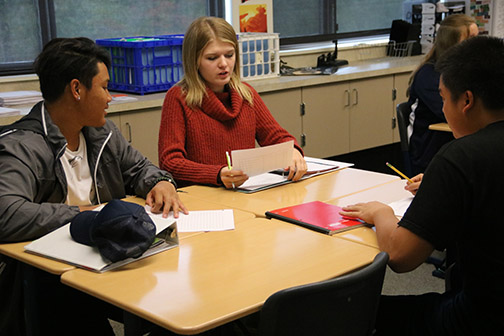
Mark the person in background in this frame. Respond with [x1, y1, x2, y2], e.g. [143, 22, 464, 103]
[0, 37, 187, 335]
[407, 14, 478, 176]
[341, 36, 504, 335]
[158, 16, 306, 189]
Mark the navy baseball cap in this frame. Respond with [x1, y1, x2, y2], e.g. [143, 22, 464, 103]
[70, 199, 156, 263]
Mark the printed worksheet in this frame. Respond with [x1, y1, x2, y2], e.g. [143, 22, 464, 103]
[147, 207, 235, 232]
[230, 140, 293, 176]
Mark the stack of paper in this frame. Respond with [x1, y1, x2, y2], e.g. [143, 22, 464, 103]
[0, 91, 43, 106]
[0, 106, 21, 116]
[236, 156, 353, 193]
[110, 94, 138, 104]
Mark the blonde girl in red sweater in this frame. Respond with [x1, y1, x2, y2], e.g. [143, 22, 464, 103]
[159, 16, 306, 188]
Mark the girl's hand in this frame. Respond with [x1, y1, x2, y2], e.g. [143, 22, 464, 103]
[287, 149, 307, 181]
[220, 167, 248, 189]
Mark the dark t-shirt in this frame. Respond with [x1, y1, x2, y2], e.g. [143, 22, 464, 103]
[399, 120, 504, 334]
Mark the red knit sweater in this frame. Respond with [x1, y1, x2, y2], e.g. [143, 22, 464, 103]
[158, 83, 302, 186]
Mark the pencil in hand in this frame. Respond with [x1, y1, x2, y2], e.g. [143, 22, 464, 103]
[385, 162, 413, 183]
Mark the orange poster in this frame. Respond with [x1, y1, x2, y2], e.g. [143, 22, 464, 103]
[232, 0, 273, 33]
[240, 4, 268, 32]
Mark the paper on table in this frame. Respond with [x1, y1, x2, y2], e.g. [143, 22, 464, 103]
[388, 197, 413, 217]
[305, 157, 344, 174]
[231, 140, 293, 177]
[147, 207, 235, 232]
[237, 157, 353, 192]
[239, 172, 287, 190]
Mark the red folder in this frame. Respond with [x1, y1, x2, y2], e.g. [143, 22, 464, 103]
[265, 201, 367, 235]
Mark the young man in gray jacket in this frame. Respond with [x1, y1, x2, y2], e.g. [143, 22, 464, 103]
[0, 37, 187, 335]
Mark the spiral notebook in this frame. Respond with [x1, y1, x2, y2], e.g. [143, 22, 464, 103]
[265, 201, 368, 235]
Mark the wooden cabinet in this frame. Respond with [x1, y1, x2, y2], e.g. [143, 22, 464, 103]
[260, 88, 303, 146]
[261, 75, 397, 158]
[106, 108, 161, 165]
[301, 84, 350, 157]
[347, 76, 395, 152]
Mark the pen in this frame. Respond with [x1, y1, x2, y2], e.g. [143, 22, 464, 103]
[226, 151, 235, 189]
[385, 162, 413, 183]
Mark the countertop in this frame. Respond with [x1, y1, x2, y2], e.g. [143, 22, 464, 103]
[0, 55, 422, 125]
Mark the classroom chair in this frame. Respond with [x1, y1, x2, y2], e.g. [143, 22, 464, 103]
[257, 252, 389, 336]
[396, 102, 413, 177]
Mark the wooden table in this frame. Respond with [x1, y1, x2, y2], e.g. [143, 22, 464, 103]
[0, 168, 396, 335]
[0, 195, 257, 335]
[0, 241, 75, 275]
[61, 217, 379, 335]
[429, 122, 451, 132]
[0, 194, 254, 272]
[328, 179, 413, 248]
[181, 168, 399, 217]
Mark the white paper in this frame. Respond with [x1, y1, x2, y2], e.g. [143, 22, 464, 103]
[0, 90, 42, 99]
[110, 94, 138, 104]
[0, 107, 21, 116]
[388, 197, 414, 217]
[150, 208, 235, 232]
[239, 172, 288, 190]
[25, 224, 109, 270]
[231, 140, 293, 177]
[305, 157, 348, 174]
[0, 91, 43, 106]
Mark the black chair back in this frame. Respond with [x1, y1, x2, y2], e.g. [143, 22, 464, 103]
[258, 252, 389, 336]
[396, 102, 412, 176]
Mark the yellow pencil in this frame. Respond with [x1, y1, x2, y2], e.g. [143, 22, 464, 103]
[386, 162, 413, 183]
[226, 151, 235, 189]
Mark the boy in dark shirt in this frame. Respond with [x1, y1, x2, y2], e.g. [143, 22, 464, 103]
[341, 36, 504, 335]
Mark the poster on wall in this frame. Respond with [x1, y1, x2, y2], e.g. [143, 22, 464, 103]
[231, 0, 274, 33]
[467, 0, 504, 37]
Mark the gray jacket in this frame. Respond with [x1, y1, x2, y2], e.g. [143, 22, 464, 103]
[0, 101, 175, 242]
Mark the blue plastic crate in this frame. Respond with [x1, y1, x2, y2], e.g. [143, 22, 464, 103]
[96, 35, 184, 95]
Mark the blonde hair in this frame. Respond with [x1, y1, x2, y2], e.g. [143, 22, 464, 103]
[177, 16, 252, 107]
[407, 14, 476, 96]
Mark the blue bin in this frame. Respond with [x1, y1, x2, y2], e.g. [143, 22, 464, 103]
[96, 35, 184, 95]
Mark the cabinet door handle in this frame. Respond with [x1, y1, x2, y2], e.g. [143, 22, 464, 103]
[125, 122, 132, 143]
[344, 89, 350, 107]
[352, 88, 358, 105]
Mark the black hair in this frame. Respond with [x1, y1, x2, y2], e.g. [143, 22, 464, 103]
[436, 36, 504, 111]
[34, 37, 111, 102]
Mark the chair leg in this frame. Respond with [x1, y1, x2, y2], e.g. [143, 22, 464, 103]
[426, 256, 446, 279]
